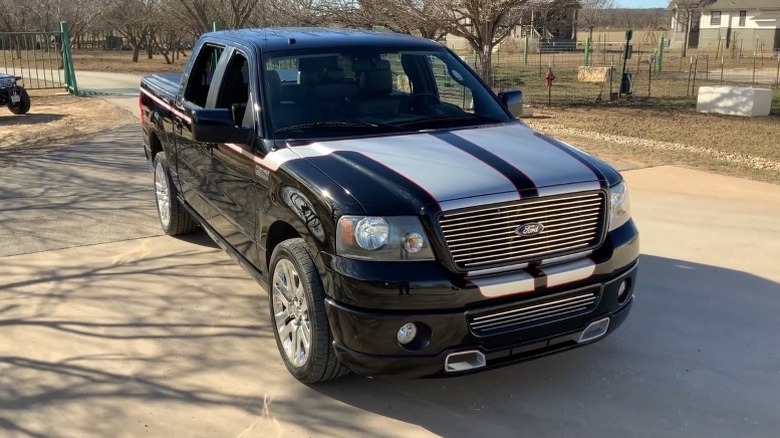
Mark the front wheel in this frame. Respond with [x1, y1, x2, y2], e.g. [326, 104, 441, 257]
[8, 88, 30, 115]
[269, 238, 348, 383]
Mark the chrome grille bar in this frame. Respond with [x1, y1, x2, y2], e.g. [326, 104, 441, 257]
[469, 290, 598, 335]
[439, 191, 606, 269]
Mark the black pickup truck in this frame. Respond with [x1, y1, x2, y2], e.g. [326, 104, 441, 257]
[140, 28, 639, 383]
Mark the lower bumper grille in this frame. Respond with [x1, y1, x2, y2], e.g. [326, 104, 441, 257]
[468, 287, 600, 336]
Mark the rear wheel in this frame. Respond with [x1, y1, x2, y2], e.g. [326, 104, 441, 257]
[153, 153, 198, 235]
[269, 238, 348, 383]
[8, 88, 30, 115]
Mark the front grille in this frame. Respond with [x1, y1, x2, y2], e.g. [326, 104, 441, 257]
[439, 191, 606, 270]
[469, 288, 599, 336]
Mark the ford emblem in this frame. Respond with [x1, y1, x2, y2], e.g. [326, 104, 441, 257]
[515, 222, 545, 237]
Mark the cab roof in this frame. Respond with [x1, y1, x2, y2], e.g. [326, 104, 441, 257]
[202, 28, 445, 52]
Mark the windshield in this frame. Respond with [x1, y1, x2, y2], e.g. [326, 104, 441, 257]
[262, 46, 512, 139]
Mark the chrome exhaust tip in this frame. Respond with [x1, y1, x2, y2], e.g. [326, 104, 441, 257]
[578, 317, 611, 343]
[445, 350, 486, 373]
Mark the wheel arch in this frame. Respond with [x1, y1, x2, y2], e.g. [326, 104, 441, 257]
[148, 130, 163, 159]
[266, 220, 303, 270]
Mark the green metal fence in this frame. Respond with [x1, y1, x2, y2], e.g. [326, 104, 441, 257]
[0, 21, 77, 94]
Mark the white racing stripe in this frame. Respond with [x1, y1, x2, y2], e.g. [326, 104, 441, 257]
[541, 258, 596, 288]
[471, 271, 536, 298]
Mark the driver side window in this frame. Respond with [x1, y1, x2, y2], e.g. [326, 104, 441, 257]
[384, 53, 411, 94]
[216, 52, 254, 129]
[184, 44, 225, 107]
[429, 57, 473, 111]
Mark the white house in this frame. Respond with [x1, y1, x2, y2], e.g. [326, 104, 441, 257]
[669, 0, 780, 53]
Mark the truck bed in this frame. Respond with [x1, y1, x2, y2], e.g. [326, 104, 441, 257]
[141, 73, 182, 103]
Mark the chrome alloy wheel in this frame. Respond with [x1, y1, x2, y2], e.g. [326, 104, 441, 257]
[272, 259, 311, 368]
[154, 161, 171, 228]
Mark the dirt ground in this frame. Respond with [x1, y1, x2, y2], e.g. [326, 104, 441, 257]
[524, 106, 780, 184]
[0, 91, 135, 168]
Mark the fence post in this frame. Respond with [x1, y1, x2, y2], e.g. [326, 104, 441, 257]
[523, 37, 529, 66]
[60, 21, 78, 95]
[212, 21, 221, 32]
[752, 55, 757, 86]
[647, 57, 652, 98]
[686, 56, 693, 96]
[584, 37, 591, 66]
[776, 57, 780, 87]
[721, 56, 724, 85]
[656, 36, 664, 72]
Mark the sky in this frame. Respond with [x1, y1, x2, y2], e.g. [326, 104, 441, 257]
[613, 0, 669, 8]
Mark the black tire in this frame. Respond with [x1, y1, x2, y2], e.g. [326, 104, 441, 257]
[8, 88, 30, 115]
[152, 153, 198, 235]
[269, 238, 349, 383]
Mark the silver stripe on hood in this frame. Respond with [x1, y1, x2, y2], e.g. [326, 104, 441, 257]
[452, 124, 601, 188]
[290, 133, 521, 209]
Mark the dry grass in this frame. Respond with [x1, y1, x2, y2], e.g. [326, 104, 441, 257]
[71, 50, 189, 74]
[0, 90, 135, 168]
[524, 106, 780, 184]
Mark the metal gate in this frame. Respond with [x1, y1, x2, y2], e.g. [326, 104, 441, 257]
[0, 21, 77, 93]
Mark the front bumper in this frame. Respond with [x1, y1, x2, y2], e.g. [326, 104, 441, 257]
[330, 295, 633, 378]
[322, 220, 639, 378]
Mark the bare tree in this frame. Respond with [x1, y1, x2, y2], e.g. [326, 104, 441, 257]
[104, 0, 158, 62]
[578, 0, 612, 40]
[435, 0, 548, 84]
[343, 0, 448, 40]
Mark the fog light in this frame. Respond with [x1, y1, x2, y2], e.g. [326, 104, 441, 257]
[403, 232, 424, 253]
[617, 279, 631, 304]
[397, 322, 418, 345]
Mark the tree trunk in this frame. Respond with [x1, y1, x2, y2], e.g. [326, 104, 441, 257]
[682, 14, 690, 58]
[132, 45, 140, 63]
[477, 44, 494, 88]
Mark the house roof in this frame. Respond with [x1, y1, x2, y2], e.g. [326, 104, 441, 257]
[704, 0, 780, 10]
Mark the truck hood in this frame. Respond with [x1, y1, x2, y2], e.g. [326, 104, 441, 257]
[283, 123, 621, 215]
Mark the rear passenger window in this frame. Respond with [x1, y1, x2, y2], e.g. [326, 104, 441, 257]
[184, 44, 225, 107]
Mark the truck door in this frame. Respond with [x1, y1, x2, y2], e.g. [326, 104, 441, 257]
[174, 43, 226, 222]
[202, 48, 261, 266]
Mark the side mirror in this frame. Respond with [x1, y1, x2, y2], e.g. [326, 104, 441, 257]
[192, 108, 252, 144]
[498, 90, 524, 118]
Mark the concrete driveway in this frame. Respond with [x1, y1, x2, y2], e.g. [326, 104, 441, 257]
[1, 119, 779, 436]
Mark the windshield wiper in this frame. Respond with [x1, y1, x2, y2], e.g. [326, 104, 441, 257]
[394, 113, 503, 129]
[274, 120, 395, 135]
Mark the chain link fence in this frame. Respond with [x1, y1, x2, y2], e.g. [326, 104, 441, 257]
[457, 38, 780, 112]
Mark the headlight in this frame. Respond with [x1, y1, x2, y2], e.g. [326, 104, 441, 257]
[337, 216, 435, 261]
[608, 181, 631, 231]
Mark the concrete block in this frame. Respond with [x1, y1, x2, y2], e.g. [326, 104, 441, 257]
[696, 86, 773, 117]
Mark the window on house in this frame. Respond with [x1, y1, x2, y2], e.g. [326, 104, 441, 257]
[739, 11, 746, 27]
[710, 11, 721, 26]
